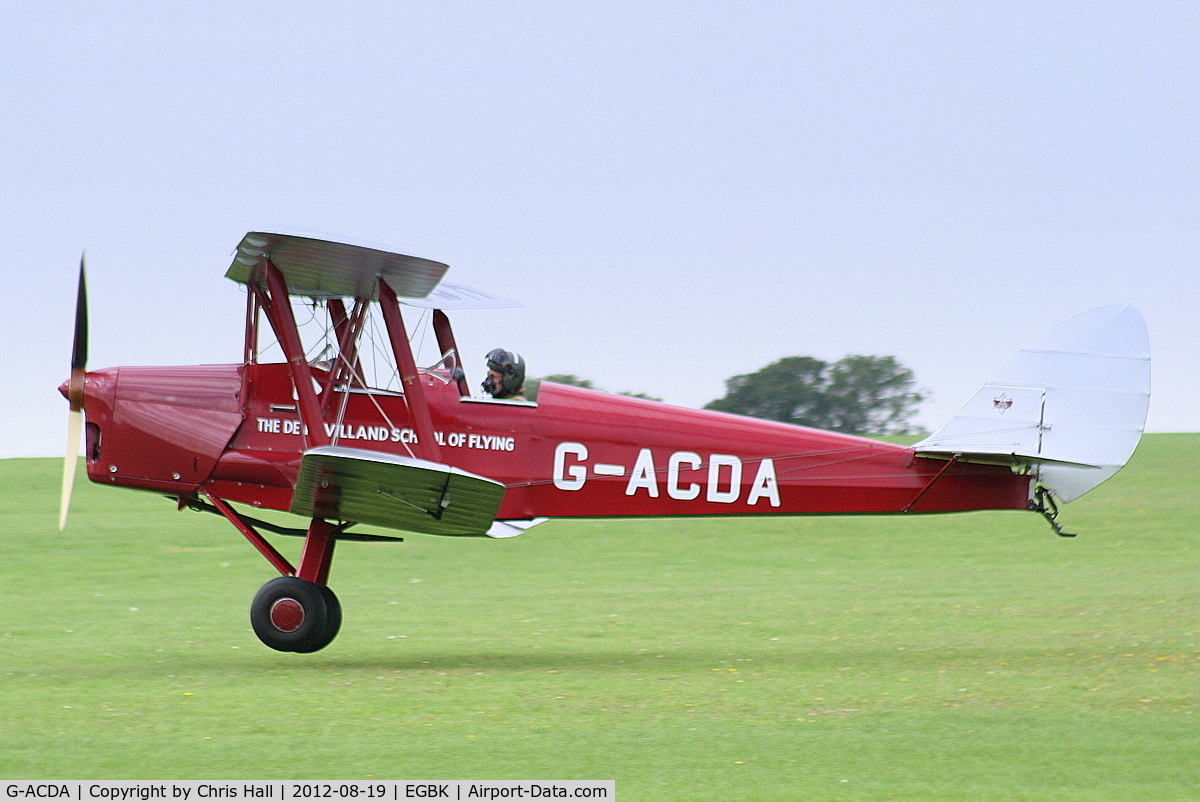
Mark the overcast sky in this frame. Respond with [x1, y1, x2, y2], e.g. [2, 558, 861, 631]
[3, 1, 1196, 458]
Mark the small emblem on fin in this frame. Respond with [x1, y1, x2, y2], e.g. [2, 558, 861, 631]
[993, 394, 1013, 413]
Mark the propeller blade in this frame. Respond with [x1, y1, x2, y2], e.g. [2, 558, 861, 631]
[60, 256, 88, 531]
[67, 256, 88, 410]
[59, 409, 82, 531]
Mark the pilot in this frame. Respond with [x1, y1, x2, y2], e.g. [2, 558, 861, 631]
[482, 348, 526, 400]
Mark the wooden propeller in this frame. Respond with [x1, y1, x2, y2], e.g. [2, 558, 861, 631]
[59, 256, 88, 531]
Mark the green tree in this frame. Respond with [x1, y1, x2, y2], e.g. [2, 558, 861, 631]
[704, 356, 833, 427]
[704, 354, 926, 435]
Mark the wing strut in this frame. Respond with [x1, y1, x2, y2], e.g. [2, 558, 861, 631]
[259, 260, 331, 449]
[378, 278, 442, 463]
[321, 298, 369, 405]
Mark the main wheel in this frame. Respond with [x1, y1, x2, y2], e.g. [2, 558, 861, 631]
[250, 576, 342, 653]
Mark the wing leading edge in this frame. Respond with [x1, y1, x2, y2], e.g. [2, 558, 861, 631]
[227, 230, 449, 300]
[225, 230, 521, 309]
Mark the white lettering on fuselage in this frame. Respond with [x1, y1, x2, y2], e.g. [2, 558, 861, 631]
[256, 417, 306, 435]
[552, 441, 780, 506]
[323, 422, 416, 443]
[438, 432, 516, 451]
[251, 418, 515, 451]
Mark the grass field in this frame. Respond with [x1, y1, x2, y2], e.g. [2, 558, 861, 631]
[2, 434, 1198, 799]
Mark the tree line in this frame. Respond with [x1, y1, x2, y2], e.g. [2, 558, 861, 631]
[536, 354, 926, 436]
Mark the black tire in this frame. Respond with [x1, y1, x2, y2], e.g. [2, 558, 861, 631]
[250, 576, 342, 653]
[316, 582, 343, 644]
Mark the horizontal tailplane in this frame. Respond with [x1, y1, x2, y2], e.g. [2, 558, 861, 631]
[914, 305, 1150, 502]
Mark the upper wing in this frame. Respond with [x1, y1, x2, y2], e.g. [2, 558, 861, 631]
[226, 230, 448, 300]
[225, 230, 522, 309]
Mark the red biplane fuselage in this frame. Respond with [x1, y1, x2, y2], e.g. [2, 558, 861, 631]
[76, 361, 1030, 519]
[60, 231, 1149, 652]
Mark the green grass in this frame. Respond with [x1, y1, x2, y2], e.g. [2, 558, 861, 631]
[2, 434, 1198, 799]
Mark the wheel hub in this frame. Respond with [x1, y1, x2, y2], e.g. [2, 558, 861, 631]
[270, 597, 305, 632]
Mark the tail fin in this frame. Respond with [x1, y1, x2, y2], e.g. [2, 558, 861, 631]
[913, 305, 1150, 502]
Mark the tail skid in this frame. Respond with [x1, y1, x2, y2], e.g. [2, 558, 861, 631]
[914, 305, 1150, 504]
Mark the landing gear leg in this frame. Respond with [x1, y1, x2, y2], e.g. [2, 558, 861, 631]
[249, 517, 344, 652]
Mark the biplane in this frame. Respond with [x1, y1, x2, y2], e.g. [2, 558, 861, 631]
[59, 231, 1151, 652]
